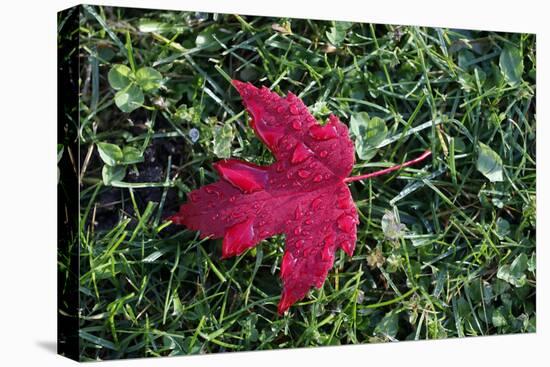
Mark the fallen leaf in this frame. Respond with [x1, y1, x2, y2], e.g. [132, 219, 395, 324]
[171, 80, 432, 314]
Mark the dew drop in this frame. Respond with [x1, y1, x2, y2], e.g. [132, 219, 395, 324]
[305, 219, 313, 225]
[337, 196, 351, 209]
[289, 104, 300, 115]
[294, 227, 302, 235]
[229, 195, 237, 203]
[309, 124, 337, 140]
[295, 205, 302, 219]
[298, 169, 311, 178]
[291, 119, 302, 130]
[291, 142, 313, 164]
[276, 105, 286, 114]
[260, 230, 270, 237]
[276, 163, 284, 172]
[311, 197, 323, 209]
[337, 214, 356, 233]
[319, 150, 328, 158]
[313, 174, 323, 183]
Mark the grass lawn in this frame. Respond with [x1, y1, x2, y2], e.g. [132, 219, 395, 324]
[63, 5, 536, 361]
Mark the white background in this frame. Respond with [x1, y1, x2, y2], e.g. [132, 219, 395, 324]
[0, 0, 546, 365]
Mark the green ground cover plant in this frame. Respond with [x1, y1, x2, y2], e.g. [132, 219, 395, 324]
[64, 5, 535, 360]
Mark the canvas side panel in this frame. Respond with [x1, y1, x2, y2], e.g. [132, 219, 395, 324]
[57, 5, 80, 362]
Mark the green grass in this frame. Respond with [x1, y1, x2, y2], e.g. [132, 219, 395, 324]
[69, 5, 535, 361]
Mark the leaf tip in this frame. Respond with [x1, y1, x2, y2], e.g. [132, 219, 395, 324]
[231, 79, 251, 95]
[277, 292, 292, 315]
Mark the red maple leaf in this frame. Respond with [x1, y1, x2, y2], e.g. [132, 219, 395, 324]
[170, 80, 431, 314]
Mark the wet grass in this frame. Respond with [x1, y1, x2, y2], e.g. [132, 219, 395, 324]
[67, 5, 535, 361]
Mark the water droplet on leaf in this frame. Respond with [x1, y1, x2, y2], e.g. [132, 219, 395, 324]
[291, 142, 313, 164]
[295, 205, 302, 219]
[311, 197, 323, 209]
[298, 169, 311, 178]
[337, 214, 356, 233]
[309, 124, 337, 140]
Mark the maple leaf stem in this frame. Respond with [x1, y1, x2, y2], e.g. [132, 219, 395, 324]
[343, 150, 432, 183]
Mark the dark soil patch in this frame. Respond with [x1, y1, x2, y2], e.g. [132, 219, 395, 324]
[87, 115, 188, 234]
